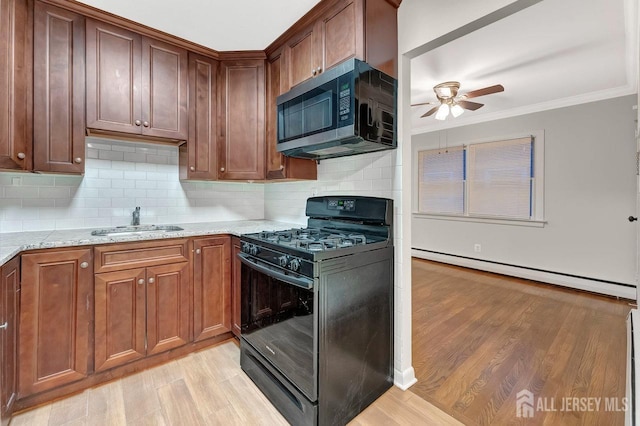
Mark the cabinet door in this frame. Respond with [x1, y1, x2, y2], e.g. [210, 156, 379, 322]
[19, 249, 92, 397]
[1, 256, 19, 425]
[0, 0, 31, 171]
[286, 25, 318, 89]
[94, 268, 146, 372]
[33, 2, 85, 174]
[86, 19, 142, 135]
[193, 237, 231, 341]
[180, 53, 218, 180]
[141, 37, 188, 140]
[318, 0, 363, 72]
[146, 262, 190, 355]
[231, 237, 241, 337]
[219, 60, 265, 180]
[265, 51, 317, 181]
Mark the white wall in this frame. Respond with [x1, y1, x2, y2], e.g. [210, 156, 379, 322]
[412, 95, 637, 286]
[0, 138, 265, 233]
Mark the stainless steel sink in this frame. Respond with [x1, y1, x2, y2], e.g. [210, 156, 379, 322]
[90, 225, 184, 236]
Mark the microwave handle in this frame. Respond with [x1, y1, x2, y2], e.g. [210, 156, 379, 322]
[238, 253, 314, 290]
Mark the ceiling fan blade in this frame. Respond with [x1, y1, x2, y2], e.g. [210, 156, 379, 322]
[463, 84, 504, 99]
[457, 100, 484, 111]
[421, 106, 439, 117]
[411, 101, 434, 107]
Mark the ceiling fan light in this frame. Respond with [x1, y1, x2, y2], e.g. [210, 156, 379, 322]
[435, 104, 450, 120]
[451, 103, 465, 118]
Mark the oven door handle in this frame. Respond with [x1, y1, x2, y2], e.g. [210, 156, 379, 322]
[238, 253, 314, 290]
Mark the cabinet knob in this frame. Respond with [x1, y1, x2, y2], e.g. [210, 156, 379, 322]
[312, 69, 317, 76]
[143, 121, 150, 128]
[148, 277, 155, 284]
[195, 248, 201, 254]
[138, 279, 145, 285]
[17, 152, 25, 160]
[135, 119, 141, 126]
[190, 166, 195, 171]
[279, 165, 284, 170]
[80, 262, 89, 269]
[316, 66, 322, 74]
[220, 167, 225, 172]
[74, 157, 83, 164]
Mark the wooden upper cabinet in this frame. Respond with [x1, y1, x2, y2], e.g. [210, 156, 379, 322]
[180, 53, 218, 180]
[286, 25, 318, 90]
[219, 60, 265, 181]
[0, 0, 31, 171]
[1, 256, 19, 425]
[276, 0, 398, 92]
[266, 50, 317, 181]
[86, 19, 187, 141]
[193, 237, 231, 341]
[19, 249, 92, 398]
[33, 1, 85, 174]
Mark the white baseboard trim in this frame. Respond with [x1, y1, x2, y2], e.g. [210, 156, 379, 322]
[412, 249, 637, 300]
[394, 367, 417, 390]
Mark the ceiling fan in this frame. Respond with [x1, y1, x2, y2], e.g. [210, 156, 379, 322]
[412, 81, 504, 120]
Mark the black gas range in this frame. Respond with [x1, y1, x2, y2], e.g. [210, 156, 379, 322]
[239, 196, 394, 426]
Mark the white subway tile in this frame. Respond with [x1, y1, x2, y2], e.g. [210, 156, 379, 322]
[111, 161, 137, 171]
[135, 180, 157, 189]
[86, 148, 99, 159]
[84, 178, 111, 189]
[89, 142, 113, 151]
[98, 169, 124, 180]
[39, 187, 71, 199]
[111, 179, 135, 189]
[124, 171, 147, 180]
[111, 144, 136, 152]
[5, 187, 38, 198]
[22, 220, 54, 232]
[135, 163, 158, 172]
[86, 159, 113, 169]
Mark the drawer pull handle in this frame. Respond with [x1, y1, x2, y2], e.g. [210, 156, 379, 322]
[0, 322, 7, 330]
[80, 262, 89, 269]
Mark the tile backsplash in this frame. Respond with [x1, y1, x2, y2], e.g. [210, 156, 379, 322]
[0, 138, 265, 233]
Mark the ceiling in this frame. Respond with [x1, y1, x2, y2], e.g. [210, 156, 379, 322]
[410, 0, 638, 134]
[76, 0, 322, 51]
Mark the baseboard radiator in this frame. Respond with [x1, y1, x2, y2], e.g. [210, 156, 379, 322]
[412, 248, 636, 300]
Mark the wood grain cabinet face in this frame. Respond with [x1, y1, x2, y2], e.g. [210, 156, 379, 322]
[219, 60, 265, 181]
[86, 19, 187, 141]
[0, 0, 31, 171]
[180, 53, 218, 180]
[193, 237, 231, 341]
[94, 240, 191, 371]
[1, 257, 19, 425]
[33, 1, 85, 174]
[19, 249, 92, 398]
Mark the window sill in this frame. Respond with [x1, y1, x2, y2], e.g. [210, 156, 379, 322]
[412, 212, 546, 228]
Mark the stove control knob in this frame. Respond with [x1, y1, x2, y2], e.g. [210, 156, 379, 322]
[278, 255, 289, 268]
[241, 242, 250, 254]
[249, 244, 259, 256]
[289, 258, 301, 272]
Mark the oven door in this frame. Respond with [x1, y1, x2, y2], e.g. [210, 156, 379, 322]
[238, 253, 318, 402]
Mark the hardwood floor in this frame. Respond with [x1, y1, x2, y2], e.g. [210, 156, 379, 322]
[412, 258, 632, 425]
[11, 258, 631, 425]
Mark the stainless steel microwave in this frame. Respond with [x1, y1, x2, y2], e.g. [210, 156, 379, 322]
[276, 59, 397, 160]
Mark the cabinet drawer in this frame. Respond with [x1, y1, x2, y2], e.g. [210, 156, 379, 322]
[94, 239, 189, 273]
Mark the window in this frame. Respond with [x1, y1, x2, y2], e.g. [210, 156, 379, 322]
[417, 135, 543, 222]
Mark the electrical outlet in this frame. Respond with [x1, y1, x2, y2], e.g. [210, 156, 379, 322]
[474, 244, 481, 253]
[11, 177, 21, 186]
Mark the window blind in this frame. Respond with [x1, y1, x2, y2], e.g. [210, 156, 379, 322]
[467, 137, 532, 219]
[418, 147, 464, 214]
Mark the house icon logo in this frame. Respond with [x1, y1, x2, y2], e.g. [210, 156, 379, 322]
[517, 389, 534, 418]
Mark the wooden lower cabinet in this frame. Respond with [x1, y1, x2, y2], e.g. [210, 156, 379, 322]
[193, 237, 231, 341]
[19, 249, 92, 398]
[231, 237, 242, 337]
[1, 257, 19, 425]
[94, 262, 190, 371]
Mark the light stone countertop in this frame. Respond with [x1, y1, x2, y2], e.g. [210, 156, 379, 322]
[0, 220, 300, 267]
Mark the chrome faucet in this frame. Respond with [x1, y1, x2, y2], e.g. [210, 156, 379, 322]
[132, 207, 141, 226]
